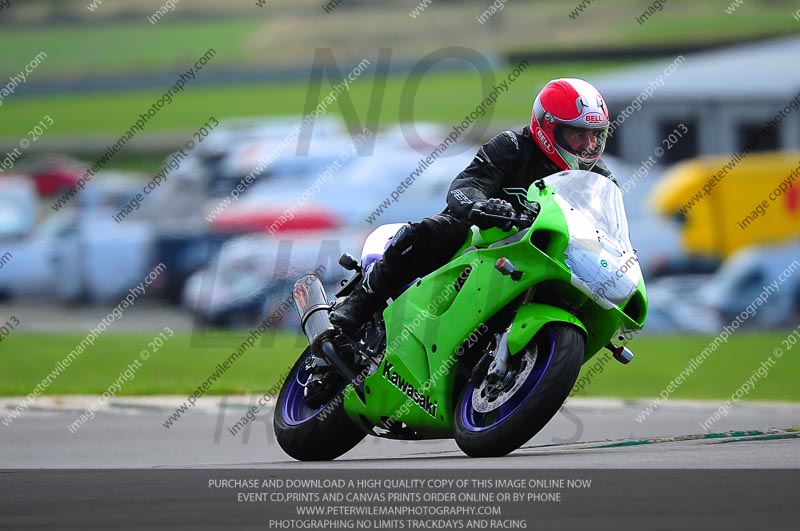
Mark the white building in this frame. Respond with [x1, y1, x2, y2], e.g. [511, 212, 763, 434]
[594, 36, 800, 165]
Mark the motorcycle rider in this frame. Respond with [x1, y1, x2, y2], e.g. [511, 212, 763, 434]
[330, 77, 616, 335]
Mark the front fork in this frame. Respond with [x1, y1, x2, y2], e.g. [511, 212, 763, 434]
[485, 328, 512, 386]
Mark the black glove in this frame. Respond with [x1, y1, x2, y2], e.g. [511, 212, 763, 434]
[469, 198, 516, 231]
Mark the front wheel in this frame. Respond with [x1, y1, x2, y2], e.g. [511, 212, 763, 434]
[454, 324, 585, 458]
[274, 347, 366, 461]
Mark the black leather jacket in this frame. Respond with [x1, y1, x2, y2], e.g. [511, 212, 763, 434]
[445, 126, 616, 219]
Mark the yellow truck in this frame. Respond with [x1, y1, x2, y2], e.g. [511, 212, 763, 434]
[650, 151, 800, 258]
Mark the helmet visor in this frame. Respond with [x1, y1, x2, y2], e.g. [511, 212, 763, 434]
[554, 125, 607, 160]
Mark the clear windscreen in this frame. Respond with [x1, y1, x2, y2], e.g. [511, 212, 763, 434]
[544, 171, 642, 309]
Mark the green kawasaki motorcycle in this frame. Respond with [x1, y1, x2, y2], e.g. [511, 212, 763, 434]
[275, 170, 648, 460]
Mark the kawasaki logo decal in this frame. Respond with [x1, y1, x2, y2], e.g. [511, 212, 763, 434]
[382, 362, 438, 419]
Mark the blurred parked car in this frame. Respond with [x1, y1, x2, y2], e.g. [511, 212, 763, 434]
[0, 215, 62, 300]
[183, 231, 365, 328]
[241, 135, 475, 228]
[154, 233, 231, 304]
[0, 206, 156, 303]
[209, 204, 342, 235]
[52, 210, 155, 303]
[177, 115, 350, 198]
[77, 171, 146, 210]
[15, 155, 83, 197]
[699, 240, 800, 328]
[30, 163, 82, 197]
[642, 274, 721, 333]
[0, 177, 37, 240]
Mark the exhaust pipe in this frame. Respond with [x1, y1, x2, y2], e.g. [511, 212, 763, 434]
[293, 275, 362, 394]
[293, 274, 336, 351]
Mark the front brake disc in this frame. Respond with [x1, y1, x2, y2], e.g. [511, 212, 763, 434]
[471, 346, 537, 413]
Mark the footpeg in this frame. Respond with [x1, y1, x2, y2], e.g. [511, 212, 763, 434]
[338, 253, 361, 272]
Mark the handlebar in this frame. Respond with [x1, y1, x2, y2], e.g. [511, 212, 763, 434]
[473, 207, 537, 231]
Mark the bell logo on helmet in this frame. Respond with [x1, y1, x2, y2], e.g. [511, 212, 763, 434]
[535, 127, 555, 154]
[583, 113, 604, 125]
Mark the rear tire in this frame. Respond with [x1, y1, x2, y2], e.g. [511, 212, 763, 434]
[274, 347, 367, 461]
[454, 325, 584, 457]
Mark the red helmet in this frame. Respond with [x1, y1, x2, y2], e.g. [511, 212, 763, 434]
[530, 78, 609, 171]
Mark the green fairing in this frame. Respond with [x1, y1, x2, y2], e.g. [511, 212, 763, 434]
[507, 304, 586, 355]
[341, 177, 648, 438]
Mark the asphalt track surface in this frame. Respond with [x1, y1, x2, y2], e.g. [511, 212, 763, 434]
[3, 399, 799, 530]
[2, 398, 798, 468]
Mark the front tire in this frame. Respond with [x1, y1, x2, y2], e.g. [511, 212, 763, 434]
[274, 347, 367, 461]
[454, 324, 584, 457]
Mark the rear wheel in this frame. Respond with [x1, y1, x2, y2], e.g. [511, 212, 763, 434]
[274, 347, 366, 461]
[454, 324, 584, 457]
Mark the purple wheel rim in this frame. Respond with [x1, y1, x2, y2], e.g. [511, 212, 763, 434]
[460, 331, 556, 432]
[281, 354, 326, 426]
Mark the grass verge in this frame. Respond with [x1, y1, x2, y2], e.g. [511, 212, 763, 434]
[1, 331, 797, 401]
[0, 331, 307, 396]
[572, 332, 799, 401]
[1, 61, 633, 138]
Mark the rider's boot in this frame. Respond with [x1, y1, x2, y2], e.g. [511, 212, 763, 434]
[329, 263, 389, 336]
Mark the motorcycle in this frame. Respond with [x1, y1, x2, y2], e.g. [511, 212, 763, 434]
[274, 170, 648, 460]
